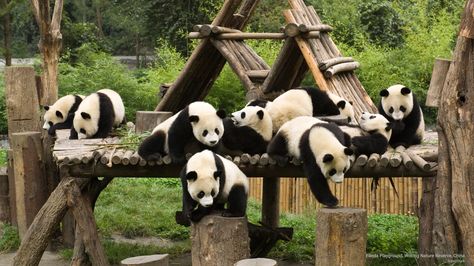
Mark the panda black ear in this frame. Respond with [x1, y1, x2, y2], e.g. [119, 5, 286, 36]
[322, 154, 334, 163]
[349, 101, 353, 105]
[56, 111, 63, 119]
[336, 100, 346, 109]
[257, 110, 264, 120]
[186, 171, 198, 181]
[401, 87, 411, 95]
[213, 171, 221, 180]
[216, 110, 226, 119]
[385, 122, 392, 131]
[380, 89, 389, 97]
[344, 148, 354, 156]
[81, 112, 91, 120]
[189, 115, 199, 123]
[43, 105, 50, 111]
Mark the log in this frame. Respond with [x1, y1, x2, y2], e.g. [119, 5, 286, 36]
[426, 58, 451, 107]
[284, 22, 300, 37]
[135, 111, 173, 134]
[11, 132, 48, 238]
[130, 152, 140, 166]
[250, 154, 260, 165]
[367, 153, 380, 167]
[112, 150, 125, 165]
[298, 24, 333, 33]
[406, 150, 431, 171]
[66, 180, 110, 266]
[262, 176, 280, 228]
[315, 208, 367, 266]
[5, 66, 42, 140]
[401, 152, 414, 169]
[355, 155, 368, 166]
[379, 151, 391, 167]
[389, 152, 402, 168]
[211, 25, 241, 34]
[234, 258, 277, 266]
[122, 150, 134, 165]
[215, 32, 287, 40]
[324, 62, 360, 78]
[121, 254, 169, 266]
[191, 214, 250, 266]
[199, 24, 213, 37]
[0, 167, 10, 223]
[319, 57, 354, 71]
[13, 178, 88, 266]
[246, 70, 269, 79]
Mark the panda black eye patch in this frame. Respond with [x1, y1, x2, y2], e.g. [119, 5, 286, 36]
[202, 130, 208, 137]
[241, 112, 246, 119]
[197, 191, 205, 199]
[48, 121, 53, 126]
[400, 106, 406, 112]
[329, 169, 337, 176]
[215, 128, 219, 135]
[211, 190, 216, 197]
[389, 107, 394, 113]
[80, 128, 86, 134]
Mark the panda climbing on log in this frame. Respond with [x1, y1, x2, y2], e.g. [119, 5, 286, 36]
[378, 84, 425, 148]
[138, 101, 226, 163]
[267, 116, 353, 207]
[43, 94, 84, 136]
[178, 150, 249, 225]
[70, 89, 125, 139]
[247, 86, 356, 133]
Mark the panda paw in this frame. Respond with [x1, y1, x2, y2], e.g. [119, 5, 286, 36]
[321, 197, 339, 208]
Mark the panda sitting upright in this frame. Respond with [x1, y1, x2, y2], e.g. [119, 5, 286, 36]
[221, 105, 272, 155]
[378, 84, 424, 148]
[138, 101, 226, 163]
[179, 150, 249, 224]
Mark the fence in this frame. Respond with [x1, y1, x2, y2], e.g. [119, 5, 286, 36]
[249, 177, 422, 215]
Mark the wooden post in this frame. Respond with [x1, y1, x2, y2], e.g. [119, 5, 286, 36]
[135, 111, 173, 134]
[315, 208, 367, 266]
[426, 59, 451, 107]
[11, 131, 48, 238]
[261, 176, 280, 228]
[0, 167, 9, 223]
[191, 214, 250, 266]
[7, 149, 16, 226]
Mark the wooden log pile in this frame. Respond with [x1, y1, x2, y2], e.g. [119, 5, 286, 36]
[284, 0, 377, 118]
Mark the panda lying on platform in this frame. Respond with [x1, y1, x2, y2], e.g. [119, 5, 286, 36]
[267, 116, 353, 207]
[70, 89, 125, 139]
[378, 84, 424, 148]
[138, 101, 226, 163]
[179, 150, 249, 224]
[248, 87, 356, 133]
[221, 105, 273, 155]
[43, 94, 84, 136]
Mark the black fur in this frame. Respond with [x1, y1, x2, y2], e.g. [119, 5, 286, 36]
[222, 118, 268, 155]
[266, 131, 289, 165]
[48, 95, 83, 136]
[351, 133, 389, 156]
[93, 92, 116, 138]
[223, 185, 247, 217]
[137, 131, 166, 160]
[299, 127, 339, 207]
[246, 99, 268, 108]
[295, 87, 341, 116]
[378, 93, 422, 147]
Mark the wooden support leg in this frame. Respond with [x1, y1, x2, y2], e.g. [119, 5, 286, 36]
[261, 176, 280, 228]
[0, 167, 10, 223]
[191, 214, 250, 266]
[66, 179, 110, 266]
[315, 208, 367, 266]
[13, 177, 88, 266]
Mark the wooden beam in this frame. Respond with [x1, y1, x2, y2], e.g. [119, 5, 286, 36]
[215, 32, 287, 40]
[0, 167, 9, 223]
[426, 58, 451, 107]
[261, 176, 280, 228]
[135, 111, 173, 134]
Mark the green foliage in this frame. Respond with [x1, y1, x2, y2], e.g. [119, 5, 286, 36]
[0, 149, 7, 167]
[0, 223, 20, 253]
[59, 46, 157, 122]
[0, 73, 7, 134]
[367, 214, 418, 254]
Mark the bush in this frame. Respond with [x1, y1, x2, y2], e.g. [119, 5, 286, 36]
[0, 73, 8, 134]
[0, 223, 20, 252]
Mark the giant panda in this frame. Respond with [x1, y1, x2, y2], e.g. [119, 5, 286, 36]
[70, 89, 125, 140]
[338, 112, 392, 156]
[378, 84, 424, 148]
[247, 87, 355, 133]
[267, 117, 353, 207]
[221, 105, 272, 155]
[180, 149, 248, 224]
[43, 94, 84, 136]
[138, 101, 226, 163]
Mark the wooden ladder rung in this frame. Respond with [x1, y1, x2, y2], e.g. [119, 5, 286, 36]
[246, 70, 270, 80]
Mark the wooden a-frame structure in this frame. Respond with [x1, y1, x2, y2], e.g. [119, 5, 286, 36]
[156, 0, 377, 117]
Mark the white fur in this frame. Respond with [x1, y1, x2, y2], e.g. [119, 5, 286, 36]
[359, 112, 392, 140]
[188, 102, 224, 147]
[327, 92, 356, 124]
[381, 84, 414, 120]
[186, 150, 248, 207]
[98, 89, 125, 126]
[151, 112, 179, 153]
[267, 90, 313, 132]
[277, 116, 326, 159]
[43, 95, 83, 130]
[308, 126, 352, 183]
[231, 106, 273, 141]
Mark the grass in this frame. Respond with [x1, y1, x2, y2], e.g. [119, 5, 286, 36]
[0, 149, 7, 167]
[0, 223, 20, 253]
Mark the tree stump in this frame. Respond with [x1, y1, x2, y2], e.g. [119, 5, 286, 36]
[315, 208, 367, 266]
[121, 254, 169, 266]
[234, 258, 277, 266]
[135, 111, 173, 134]
[191, 214, 250, 266]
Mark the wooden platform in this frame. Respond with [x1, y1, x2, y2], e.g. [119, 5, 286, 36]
[53, 130, 438, 178]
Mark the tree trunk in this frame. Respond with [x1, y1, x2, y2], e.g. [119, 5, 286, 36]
[418, 0, 474, 264]
[1, 0, 12, 66]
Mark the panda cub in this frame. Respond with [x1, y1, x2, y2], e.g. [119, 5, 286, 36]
[378, 84, 424, 147]
[338, 112, 392, 156]
[221, 105, 272, 155]
[70, 89, 125, 139]
[180, 150, 248, 224]
[138, 101, 226, 163]
[248, 87, 355, 133]
[267, 117, 353, 207]
[43, 94, 84, 136]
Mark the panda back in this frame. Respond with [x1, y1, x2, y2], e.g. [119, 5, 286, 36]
[279, 116, 326, 159]
[216, 154, 248, 199]
[98, 89, 125, 126]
